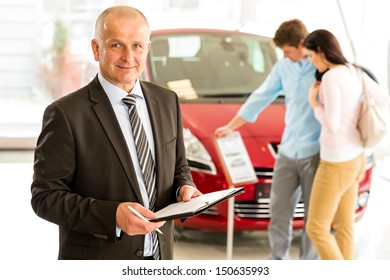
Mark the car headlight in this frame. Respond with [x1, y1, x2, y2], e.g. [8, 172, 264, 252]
[183, 128, 216, 175]
[356, 191, 370, 209]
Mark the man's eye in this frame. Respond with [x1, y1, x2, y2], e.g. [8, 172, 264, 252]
[111, 43, 121, 48]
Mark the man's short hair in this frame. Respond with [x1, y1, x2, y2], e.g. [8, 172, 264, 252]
[94, 6, 150, 42]
[273, 19, 308, 48]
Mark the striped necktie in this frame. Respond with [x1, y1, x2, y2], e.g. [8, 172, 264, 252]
[122, 94, 160, 260]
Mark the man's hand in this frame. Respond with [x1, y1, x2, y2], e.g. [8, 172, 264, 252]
[215, 116, 247, 138]
[116, 202, 165, 236]
[177, 185, 202, 202]
[215, 125, 234, 138]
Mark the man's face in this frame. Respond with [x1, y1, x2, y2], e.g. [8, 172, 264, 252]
[91, 14, 150, 92]
[279, 42, 305, 62]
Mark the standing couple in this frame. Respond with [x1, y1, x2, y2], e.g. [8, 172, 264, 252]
[216, 19, 389, 260]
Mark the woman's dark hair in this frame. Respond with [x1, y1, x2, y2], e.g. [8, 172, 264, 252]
[304, 29, 348, 80]
[358, 65, 378, 83]
[304, 29, 348, 65]
[315, 69, 325, 81]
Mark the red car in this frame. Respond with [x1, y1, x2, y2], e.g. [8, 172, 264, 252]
[142, 28, 373, 231]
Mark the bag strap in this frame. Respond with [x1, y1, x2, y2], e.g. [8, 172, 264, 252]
[351, 65, 366, 100]
[356, 66, 366, 92]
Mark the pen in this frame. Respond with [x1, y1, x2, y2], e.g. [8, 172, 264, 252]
[127, 205, 163, 235]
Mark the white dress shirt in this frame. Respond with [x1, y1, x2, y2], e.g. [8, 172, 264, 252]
[98, 74, 154, 257]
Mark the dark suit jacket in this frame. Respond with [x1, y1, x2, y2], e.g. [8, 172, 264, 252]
[31, 76, 195, 260]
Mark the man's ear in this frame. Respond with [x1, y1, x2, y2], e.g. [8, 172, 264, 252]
[91, 39, 99, 61]
[298, 38, 305, 48]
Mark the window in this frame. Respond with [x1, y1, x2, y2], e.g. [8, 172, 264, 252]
[148, 31, 277, 99]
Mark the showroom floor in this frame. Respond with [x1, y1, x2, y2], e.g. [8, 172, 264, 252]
[1, 150, 390, 260]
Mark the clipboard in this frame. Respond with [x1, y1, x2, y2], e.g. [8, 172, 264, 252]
[150, 187, 245, 222]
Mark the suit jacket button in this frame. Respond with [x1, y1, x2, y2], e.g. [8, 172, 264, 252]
[136, 250, 144, 257]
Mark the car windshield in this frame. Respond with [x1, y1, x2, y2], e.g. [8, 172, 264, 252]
[147, 32, 277, 102]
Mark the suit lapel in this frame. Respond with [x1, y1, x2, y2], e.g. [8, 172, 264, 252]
[88, 77, 144, 204]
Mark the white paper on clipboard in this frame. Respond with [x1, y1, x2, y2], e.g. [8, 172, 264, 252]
[150, 187, 245, 221]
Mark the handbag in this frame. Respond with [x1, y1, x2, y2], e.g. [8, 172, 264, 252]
[356, 67, 389, 148]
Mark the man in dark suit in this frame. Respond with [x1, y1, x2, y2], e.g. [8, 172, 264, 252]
[31, 5, 201, 260]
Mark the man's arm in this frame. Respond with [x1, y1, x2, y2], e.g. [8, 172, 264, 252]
[215, 115, 247, 137]
[31, 103, 119, 242]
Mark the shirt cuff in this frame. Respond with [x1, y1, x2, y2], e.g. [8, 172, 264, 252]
[116, 226, 121, 237]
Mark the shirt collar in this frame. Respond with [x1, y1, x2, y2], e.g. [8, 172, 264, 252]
[97, 74, 144, 105]
[300, 56, 310, 67]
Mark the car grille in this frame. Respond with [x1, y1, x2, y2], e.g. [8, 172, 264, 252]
[236, 168, 306, 219]
[202, 166, 306, 219]
[200, 200, 305, 219]
[255, 167, 274, 178]
[235, 199, 305, 219]
[201, 181, 306, 219]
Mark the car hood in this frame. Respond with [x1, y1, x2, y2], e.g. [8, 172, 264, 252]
[180, 103, 285, 140]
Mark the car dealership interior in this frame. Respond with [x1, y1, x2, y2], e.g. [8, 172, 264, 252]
[1, 0, 390, 271]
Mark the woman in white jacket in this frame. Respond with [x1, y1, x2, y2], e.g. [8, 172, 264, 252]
[303, 29, 389, 259]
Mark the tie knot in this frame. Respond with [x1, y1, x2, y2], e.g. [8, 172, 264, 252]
[122, 94, 137, 108]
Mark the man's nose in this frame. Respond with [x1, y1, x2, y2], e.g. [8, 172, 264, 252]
[121, 47, 133, 62]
